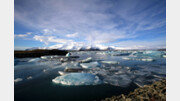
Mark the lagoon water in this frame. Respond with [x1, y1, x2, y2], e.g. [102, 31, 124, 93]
[14, 50, 166, 101]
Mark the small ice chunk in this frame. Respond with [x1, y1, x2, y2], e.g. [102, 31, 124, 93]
[80, 57, 92, 63]
[60, 58, 69, 62]
[58, 71, 67, 75]
[63, 63, 82, 72]
[43, 69, 47, 72]
[52, 73, 102, 86]
[141, 58, 154, 62]
[101, 61, 118, 64]
[66, 53, 71, 57]
[143, 51, 162, 57]
[27, 76, 32, 80]
[28, 58, 41, 62]
[122, 57, 131, 60]
[80, 62, 100, 69]
[41, 56, 48, 59]
[14, 78, 23, 83]
[123, 57, 154, 62]
[113, 53, 130, 56]
[163, 55, 166, 58]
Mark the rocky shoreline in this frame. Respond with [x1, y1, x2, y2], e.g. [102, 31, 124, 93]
[101, 80, 166, 101]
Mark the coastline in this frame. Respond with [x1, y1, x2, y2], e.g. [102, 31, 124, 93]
[101, 80, 166, 101]
[14, 49, 68, 58]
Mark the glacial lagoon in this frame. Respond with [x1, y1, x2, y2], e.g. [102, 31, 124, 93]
[14, 50, 166, 101]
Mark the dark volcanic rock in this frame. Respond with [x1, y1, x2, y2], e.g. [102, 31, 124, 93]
[14, 49, 68, 58]
[101, 80, 166, 101]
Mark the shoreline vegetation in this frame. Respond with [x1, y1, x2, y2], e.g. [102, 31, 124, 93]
[101, 79, 166, 101]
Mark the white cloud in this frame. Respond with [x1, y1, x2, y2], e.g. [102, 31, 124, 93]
[15, 0, 166, 49]
[14, 32, 32, 38]
[26, 32, 32, 35]
[14, 34, 28, 38]
[66, 32, 78, 38]
[33, 35, 73, 45]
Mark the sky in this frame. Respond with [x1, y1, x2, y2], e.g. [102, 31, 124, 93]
[14, 0, 166, 50]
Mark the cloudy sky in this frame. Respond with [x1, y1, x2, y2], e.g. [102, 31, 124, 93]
[14, 0, 166, 50]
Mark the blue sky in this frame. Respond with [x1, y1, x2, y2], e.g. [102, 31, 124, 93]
[14, 0, 166, 50]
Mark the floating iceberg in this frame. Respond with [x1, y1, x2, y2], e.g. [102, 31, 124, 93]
[103, 75, 132, 87]
[123, 57, 154, 62]
[122, 57, 131, 60]
[141, 58, 154, 62]
[101, 61, 118, 64]
[52, 73, 102, 86]
[131, 51, 162, 58]
[27, 76, 32, 80]
[66, 53, 71, 57]
[58, 71, 67, 75]
[14, 78, 23, 83]
[144, 51, 162, 55]
[113, 53, 130, 56]
[79, 57, 93, 63]
[163, 55, 166, 58]
[61, 62, 80, 68]
[80, 62, 100, 69]
[41, 56, 48, 59]
[63, 62, 83, 72]
[28, 58, 41, 62]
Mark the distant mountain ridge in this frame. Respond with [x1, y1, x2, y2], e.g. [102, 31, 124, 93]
[26, 45, 118, 51]
[25, 44, 166, 51]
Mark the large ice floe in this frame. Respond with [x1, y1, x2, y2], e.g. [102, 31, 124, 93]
[80, 62, 100, 69]
[52, 73, 102, 86]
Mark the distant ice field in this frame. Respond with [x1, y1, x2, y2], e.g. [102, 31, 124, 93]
[14, 50, 166, 87]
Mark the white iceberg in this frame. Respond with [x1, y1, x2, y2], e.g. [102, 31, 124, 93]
[52, 73, 102, 86]
[61, 62, 80, 68]
[14, 78, 23, 83]
[28, 58, 41, 62]
[101, 61, 118, 64]
[143, 51, 162, 56]
[141, 58, 154, 62]
[80, 57, 93, 63]
[66, 53, 71, 57]
[80, 62, 100, 69]
[123, 57, 154, 62]
[122, 57, 131, 60]
[41, 56, 47, 59]
[58, 71, 67, 75]
[27, 76, 32, 80]
[163, 55, 166, 58]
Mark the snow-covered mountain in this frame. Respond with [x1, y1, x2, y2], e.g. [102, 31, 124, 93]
[26, 44, 122, 51]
